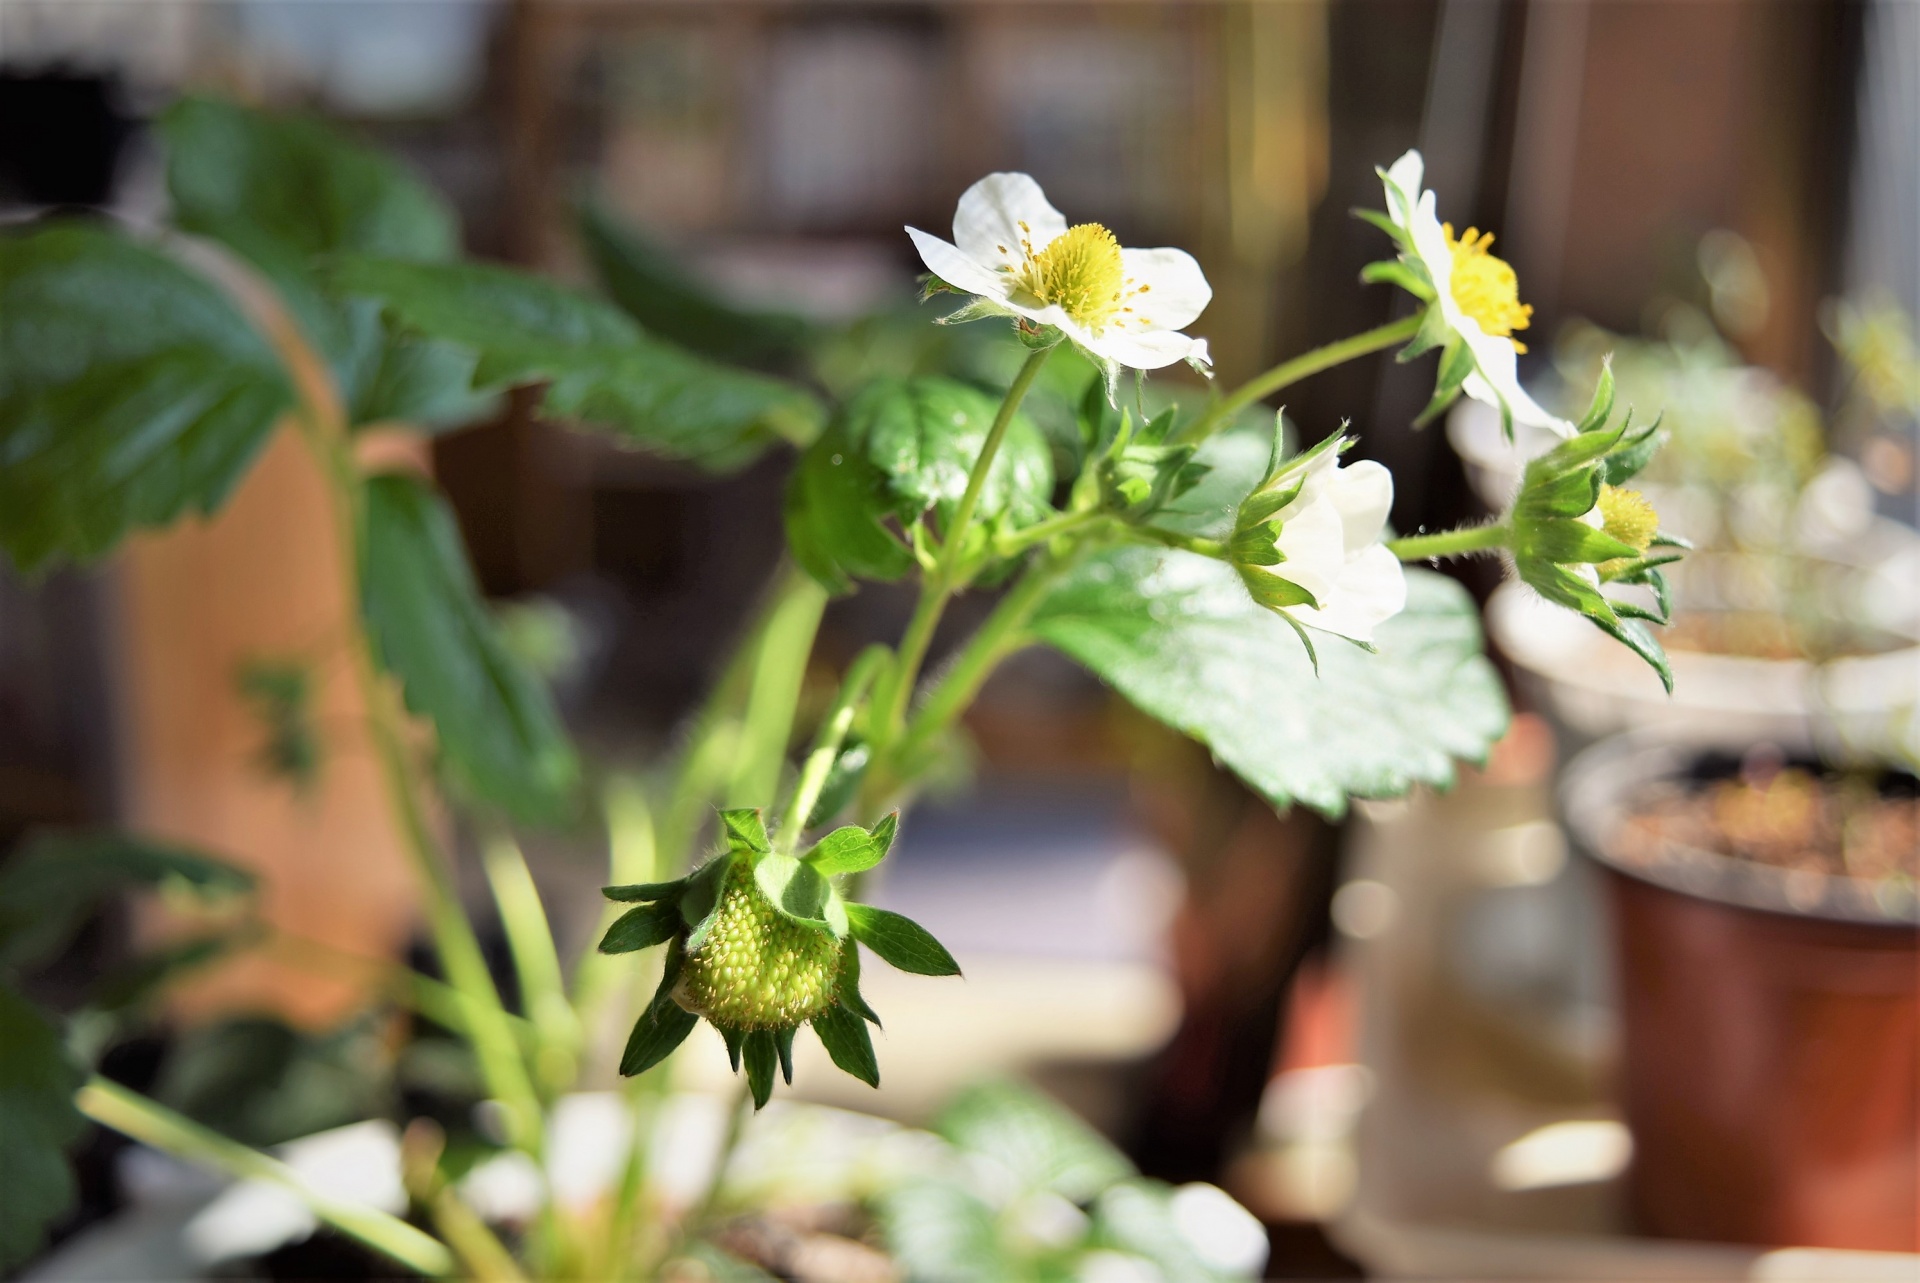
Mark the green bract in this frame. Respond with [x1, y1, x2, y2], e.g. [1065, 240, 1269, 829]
[600, 807, 958, 1108]
[1508, 363, 1687, 690]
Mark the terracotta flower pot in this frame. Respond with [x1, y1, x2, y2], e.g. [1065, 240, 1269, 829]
[1564, 733, 1919, 1251]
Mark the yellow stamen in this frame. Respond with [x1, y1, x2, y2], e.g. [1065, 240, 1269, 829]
[1444, 223, 1533, 352]
[1597, 485, 1659, 554]
[1016, 223, 1126, 331]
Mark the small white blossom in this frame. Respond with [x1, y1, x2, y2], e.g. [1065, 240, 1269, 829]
[907, 173, 1213, 384]
[1381, 150, 1573, 437]
[1246, 444, 1407, 644]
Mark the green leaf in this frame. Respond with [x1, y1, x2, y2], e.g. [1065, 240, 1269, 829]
[811, 1002, 880, 1088]
[151, 1015, 389, 1148]
[157, 96, 482, 432]
[578, 201, 813, 367]
[753, 855, 835, 933]
[877, 1180, 1006, 1283]
[802, 825, 884, 877]
[936, 1080, 1134, 1203]
[0, 831, 254, 970]
[0, 983, 86, 1269]
[335, 257, 823, 471]
[743, 1029, 777, 1109]
[598, 902, 681, 954]
[1031, 551, 1510, 818]
[719, 809, 771, 853]
[0, 223, 294, 572]
[784, 423, 916, 594]
[602, 879, 685, 903]
[359, 472, 580, 825]
[845, 904, 961, 977]
[868, 812, 899, 862]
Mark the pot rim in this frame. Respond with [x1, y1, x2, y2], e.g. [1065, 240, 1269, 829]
[1560, 729, 1920, 928]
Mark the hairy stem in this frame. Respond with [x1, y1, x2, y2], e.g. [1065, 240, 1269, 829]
[1387, 522, 1509, 561]
[76, 1078, 456, 1277]
[1175, 313, 1423, 445]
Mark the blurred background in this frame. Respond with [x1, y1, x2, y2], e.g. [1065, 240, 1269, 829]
[3, 1, 1916, 1278]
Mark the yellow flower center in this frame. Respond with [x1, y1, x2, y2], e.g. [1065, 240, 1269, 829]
[1444, 224, 1533, 352]
[1017, 222, 1127, 331]
[1597, 485, 1659, 553]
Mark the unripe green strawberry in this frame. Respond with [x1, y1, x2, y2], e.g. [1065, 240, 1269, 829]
[673, 859, 841, 1031]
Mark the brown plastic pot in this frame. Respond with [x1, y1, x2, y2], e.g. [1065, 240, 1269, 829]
[1565, 734, 1920, 1251]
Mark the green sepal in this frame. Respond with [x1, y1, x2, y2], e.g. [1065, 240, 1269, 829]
[1607, 599, 1667, 624]
[1603, 420, 1666, 487]
[619, 946, 697, 1077]
[1598, 551, 1685, 583]
[722, 1028, 744, 1074]
[1359, 258, 1434, 300]
[598, 901, 681, 954]
[1523, 520, 1641, 566]
[1575, 360, 1617, 434]
[868, 812, 900, 863]
[1274, 608, 1322, 676]
[812, 1002, 880, 1088]
[803, 825, 885, 877]
[1237, 480, 1301, 529]
[679, 854, 734, 952]
[754, 854, 838, 936]
[845, 904, 961, 977]
[1228, 523, 1284, 566]
[773, 1025, 796, 1086]
[837, 940, 882, 1027]
[1527, 419, 1629, 482]
[1592, 614, 1674, 693]
[1649, 530, 1693, 550]
[823, 890, 850, 939]
[720, 809, 770, 854]
[1238, 565, 1319, 612]
[1414, 339, 1474, 428]
[744, 1030, 777, 1109]
[1133, 406, 1181, 447]
[1515, 467, 1602, 521]
[602, 879, 685, 903]
[1522, 564, 1617, 623]
[1351, 205, 1410, 247]
[1397, 301, 1452, 363]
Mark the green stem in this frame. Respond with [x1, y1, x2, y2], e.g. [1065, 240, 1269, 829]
[777, 645, 889, 850]
[1139, 528, 1229, 559]
[891, 547, 1090, 781]
[76, 1078, 456, 1277]
[296, 415, 545, 1156]
[1175, 313, 1423, 445]
[1387, 522, 1509, 561]
[872, 345, 1055, 748]
[991, 507, 1106, 559]
[725, 564, 829, 808]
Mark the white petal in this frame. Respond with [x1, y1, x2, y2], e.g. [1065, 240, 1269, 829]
[1284, 544, 1407, 644]
[1272, 491, 1345, 602]
[1184, 337, 1214, 373]
[1327, 459, 1394, 553]
[1459, 331, 1575, 436]
[1082, 327, 1206, 371]
[906, 227, 1014, 303]
[1383, 150, 1425, 226]
[952, 173, 1068, 271]
[1120, 247, 1212, 332]
[1408, 190, 1458, 307]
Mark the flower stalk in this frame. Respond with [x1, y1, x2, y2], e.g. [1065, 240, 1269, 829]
[1175, 313, 1422, 445]
[1387, 522, 1510, 561]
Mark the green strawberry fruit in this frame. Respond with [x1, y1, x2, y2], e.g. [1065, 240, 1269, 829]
[673, 859, 841, 1031]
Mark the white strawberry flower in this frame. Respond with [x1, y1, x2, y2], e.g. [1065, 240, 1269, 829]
[1238, 438, 1407, 645]
[907, 173, 1213, 387]
[1379, 150, 1574, 437]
